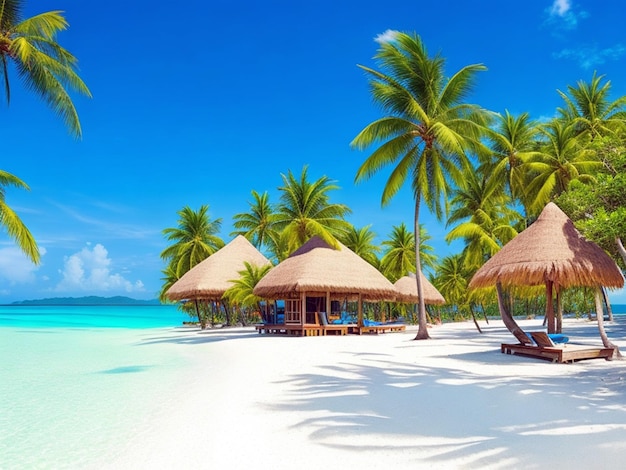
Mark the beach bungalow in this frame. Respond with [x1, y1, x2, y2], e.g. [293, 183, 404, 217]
[166, 235, 272, 326]
[253, 236, 401, 335]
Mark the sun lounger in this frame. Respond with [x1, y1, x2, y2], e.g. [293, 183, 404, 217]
[501, 330, 614, 363]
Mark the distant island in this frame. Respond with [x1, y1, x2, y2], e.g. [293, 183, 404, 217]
[10, 296, 163, 306]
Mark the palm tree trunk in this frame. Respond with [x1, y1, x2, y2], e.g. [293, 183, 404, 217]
[469, 303, 483, 333]
[496, 282, 526, 339]
[616, 237, 626, 265]
[413, 199, 430, 340]
[595, 287, 621, 359]
[602, 287, 614, 322]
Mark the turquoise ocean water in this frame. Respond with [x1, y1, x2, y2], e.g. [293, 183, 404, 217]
[0, 305, 197, 469]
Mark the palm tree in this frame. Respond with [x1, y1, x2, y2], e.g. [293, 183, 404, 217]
[223, 262, 272, 325]
[274, 166, 351, 256]
[446, 168, 520, 270]
[0, 1, 91, 138]
[352, 32, 491, 339]
[380, 223, 435, 282]
[231, 190, 279, 253]
[0, 170, 39, 263]
[338, 224, 380, 267]
[488, 111, 540, 206]
[522, 119, 603, 215]
[557, 72, 626, 139]
[160, 205, 224, 277]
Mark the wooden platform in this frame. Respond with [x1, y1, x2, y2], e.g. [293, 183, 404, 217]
[355, 324, 406, 335]
[255, 323, 349, 336]
[501, 342, 614, 363]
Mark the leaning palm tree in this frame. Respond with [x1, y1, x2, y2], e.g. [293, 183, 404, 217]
[0, 170, 39, 263]
[352, 31, 492, 339]
[557, 72, 626, 140]
[0, 1, 91, 138]
[273, 166, 352, 256]
[160, 205, 225, 278]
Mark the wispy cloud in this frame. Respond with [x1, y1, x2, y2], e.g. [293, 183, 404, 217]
[554, 44, 626, 69]
[374, 29, 399, 44]
[54, 243, 145, 294]
[0, 246, 46, 284]
[545, 0, 587, 31]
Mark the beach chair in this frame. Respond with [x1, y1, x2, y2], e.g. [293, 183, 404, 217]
[317, 312, 349, 335]
[501, 330, 614, 363]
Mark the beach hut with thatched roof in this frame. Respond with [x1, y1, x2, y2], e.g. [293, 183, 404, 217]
[394, 273, 446, 305]
[469, 202, 624, 334]
[253, 236, 398, 334]
[166, 236, 271, 324]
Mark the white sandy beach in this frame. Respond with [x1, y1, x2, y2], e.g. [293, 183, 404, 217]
[3, 317, 626, 469]
[93, 317, 626, 470]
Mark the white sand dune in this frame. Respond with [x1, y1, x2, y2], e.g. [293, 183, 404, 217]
[99, 317, 626, 469]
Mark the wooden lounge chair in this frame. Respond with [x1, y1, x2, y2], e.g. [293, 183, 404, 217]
[317, 312, 349, 336]
[501, 330, 614, 363]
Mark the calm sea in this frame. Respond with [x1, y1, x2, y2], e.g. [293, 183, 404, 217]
[0, 304, 190, 329]
[0, 305, 198, 469]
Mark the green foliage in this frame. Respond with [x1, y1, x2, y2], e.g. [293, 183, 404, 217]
[0, 1, 91, 138]
[0, 169, 40, 263]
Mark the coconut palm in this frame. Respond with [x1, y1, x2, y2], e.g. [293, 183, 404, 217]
[488, 111, 540, 205]
[161, 205, 224, 277]
[231, 190, 279, 252]
[352, 32, 491, 339]
[223, 261, 272, 324]
[338, 224, 380, 267]
[557, 72, 626, 139]
[446, 168, 520, 270]
[0, 170, 39, 263]
[0, 1, 91, 138]
[380, 223, 435, 282]
[522, 119, 603, 215]
[274, 166, 351, 256]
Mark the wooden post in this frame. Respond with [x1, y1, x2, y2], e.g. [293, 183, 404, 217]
[357, 293, 363, 327]
[545, 280, 555, 334]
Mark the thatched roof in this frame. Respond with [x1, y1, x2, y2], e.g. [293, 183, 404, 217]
[252, 236, 397, 301]
[166, 235, 271, 301]
[394, 273, 446, 305]
[469, 202, 624, 290]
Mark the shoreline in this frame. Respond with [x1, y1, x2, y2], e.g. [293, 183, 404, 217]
[3, 318, 626, 469]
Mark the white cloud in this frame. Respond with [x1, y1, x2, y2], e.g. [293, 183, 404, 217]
[554, 44, 626, 69]
[0, 246, 46, 284]
[55, 243, 145, 294]
[550, 0, 571, 16]
[374, 29, 399, 45]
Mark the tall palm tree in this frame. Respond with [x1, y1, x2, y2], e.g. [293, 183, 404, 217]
[0, 170, 39, 263]
[0, 0, 91, 138]
[522, 119, 602, 215]
[557, 72, 626, 139]
[160, 205, 224, 277]
[274, 166, 351, 256]
[231, 190, 279, 253]
[352, 31, 491, 339]
[338, 224, 380, 267]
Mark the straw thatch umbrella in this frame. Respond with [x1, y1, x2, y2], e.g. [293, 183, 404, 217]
[394, 273, 446, 305]
[166, 235, 271, 325]
[469, 202, 624, 334]
[253, 236, 397, 326]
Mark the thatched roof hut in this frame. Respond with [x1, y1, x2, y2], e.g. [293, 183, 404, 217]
[394, 273, 446, 305]
[469, 202, 624, 290]
[166, 235, 271, 301]
[469, 202, 624, 334]
[253, 236, 396, 301]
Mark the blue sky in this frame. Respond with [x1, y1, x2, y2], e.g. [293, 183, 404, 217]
[2, 0, 626, 303]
